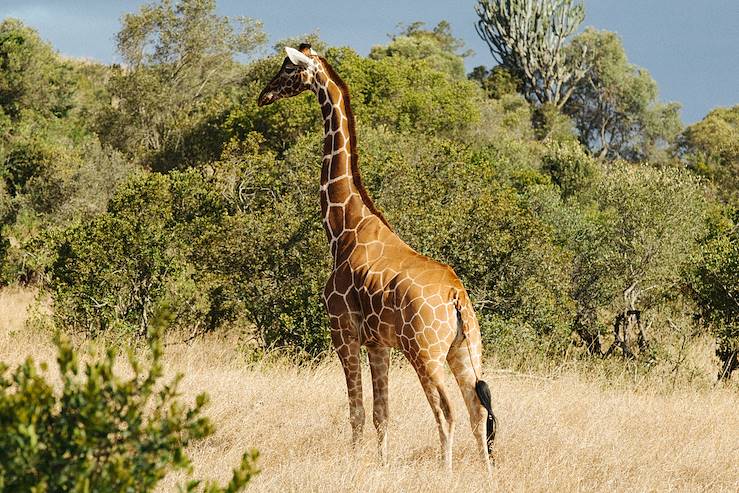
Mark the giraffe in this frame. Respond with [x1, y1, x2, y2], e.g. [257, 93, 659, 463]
[258, 44, 497, 474]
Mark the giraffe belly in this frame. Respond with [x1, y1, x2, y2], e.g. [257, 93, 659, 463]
[355, 285, 401, 348]
[327, 227, 467, 351]
[350, 257, 461, 351]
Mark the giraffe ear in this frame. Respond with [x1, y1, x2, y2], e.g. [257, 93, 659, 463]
[285, 46, 312, 67]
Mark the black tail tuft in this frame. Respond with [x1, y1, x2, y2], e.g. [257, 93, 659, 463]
[475, 379, 497, 455]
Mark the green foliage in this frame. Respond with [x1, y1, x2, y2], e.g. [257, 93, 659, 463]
[532, 161, 707, 356]
[531, 103, 577, 142]
[0, 135, 133, 285]
[676, 105, 739, 207]
[331, 47, 483, 135]
[0, 19, 134, 286]
[0, 19, 75, 120]
[226, 44, 484, 155]
[542, 140, 601, 198]
[691, 213, 739, 378]
[592, 165, 706, 310]
[98, 0, 266, 169]
[369, 21, 470, 79]
[49, 172, 184, 337]
[46, 141, 332, 354]
[202, 136, 332, 354]
[565, 29, 682, 162]
[468, 65, 522, 100]
[0, 328, 258, 492]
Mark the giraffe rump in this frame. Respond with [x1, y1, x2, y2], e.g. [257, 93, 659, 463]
[475, 379, 497, 454]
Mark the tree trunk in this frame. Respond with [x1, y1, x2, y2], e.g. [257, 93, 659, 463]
[574, 308, 602, 355]
[605, 284, 650, 359]
[717, 348, 739, 381]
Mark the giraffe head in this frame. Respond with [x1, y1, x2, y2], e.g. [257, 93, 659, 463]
[258, 43, 320, 106]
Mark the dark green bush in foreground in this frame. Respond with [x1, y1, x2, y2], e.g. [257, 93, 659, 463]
[0, 327, 258, 492]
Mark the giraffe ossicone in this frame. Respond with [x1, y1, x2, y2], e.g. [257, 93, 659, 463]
[258, 44, 497, 475]
[285, 46, 312, 67]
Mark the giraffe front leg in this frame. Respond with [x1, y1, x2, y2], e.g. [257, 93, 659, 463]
[368, 346, 390, 465]
[331, 324, 365, 448]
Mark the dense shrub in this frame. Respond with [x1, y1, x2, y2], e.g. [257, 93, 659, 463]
[691, 213, 739, 379]
[49, 172, 186, 337]
[0, 327, 258, 492]
[201, 136, 332, 354]
[541, 139, 601, 199]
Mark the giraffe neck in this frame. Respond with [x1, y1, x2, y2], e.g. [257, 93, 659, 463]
[314, 63, 390, 256]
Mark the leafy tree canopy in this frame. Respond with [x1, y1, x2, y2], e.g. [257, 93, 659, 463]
[0, 19, 74, 122]
[99, 0, 266, 169]
[565, 29, 682, 162]
[676, 105, 739, 206]
[370, 21, 471, 79]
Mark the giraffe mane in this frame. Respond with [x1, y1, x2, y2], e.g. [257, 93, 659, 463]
[319, 57, 393, 231]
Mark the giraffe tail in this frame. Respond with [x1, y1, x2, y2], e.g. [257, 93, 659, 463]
[454, 293, 497, 454]
[475, 379, 497, 454]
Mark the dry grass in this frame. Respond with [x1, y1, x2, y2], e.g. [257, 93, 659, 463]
[2, 288, 738, 492]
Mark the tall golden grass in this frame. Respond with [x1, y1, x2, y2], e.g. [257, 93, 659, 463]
[1, 287, 737, 492]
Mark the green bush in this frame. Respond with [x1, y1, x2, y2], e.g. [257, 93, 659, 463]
[692, 213, 739, 379]
[0, 327, 258, 492]
[200, 136, 333, 355]
[49, 172, 186, 338]
[541, 139, 601, 199]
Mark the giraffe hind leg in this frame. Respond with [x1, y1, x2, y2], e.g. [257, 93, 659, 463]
[446, 341, 494, 477]
[368, 346, 390, 465]
[409, 356, 456, 471]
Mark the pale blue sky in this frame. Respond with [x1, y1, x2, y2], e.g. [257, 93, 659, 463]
[2, 1, 737, 123]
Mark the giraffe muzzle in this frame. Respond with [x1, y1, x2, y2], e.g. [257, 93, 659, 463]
[257, 89, 277, 107]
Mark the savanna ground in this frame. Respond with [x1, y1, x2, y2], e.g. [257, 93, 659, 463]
[2, 286, 738, 492]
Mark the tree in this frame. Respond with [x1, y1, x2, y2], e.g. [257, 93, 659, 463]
[370, 21, 471, 79]
[594, 165, 705, 357]
[474, 0, 587, 108]
[468, 65, 522, 99]
[535, 159, 707, 357]
[49, 173, 184, 337]
[99, 0, 265, 169]
[0, 19, 75, 122]
[230, 45, 485, 154]
[564, 29, 682, 161]
[541, 140, 600, 199]
[676, 105, 739, 206]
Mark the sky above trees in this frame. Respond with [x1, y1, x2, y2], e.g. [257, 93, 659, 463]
[1, 0, 737, 123]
